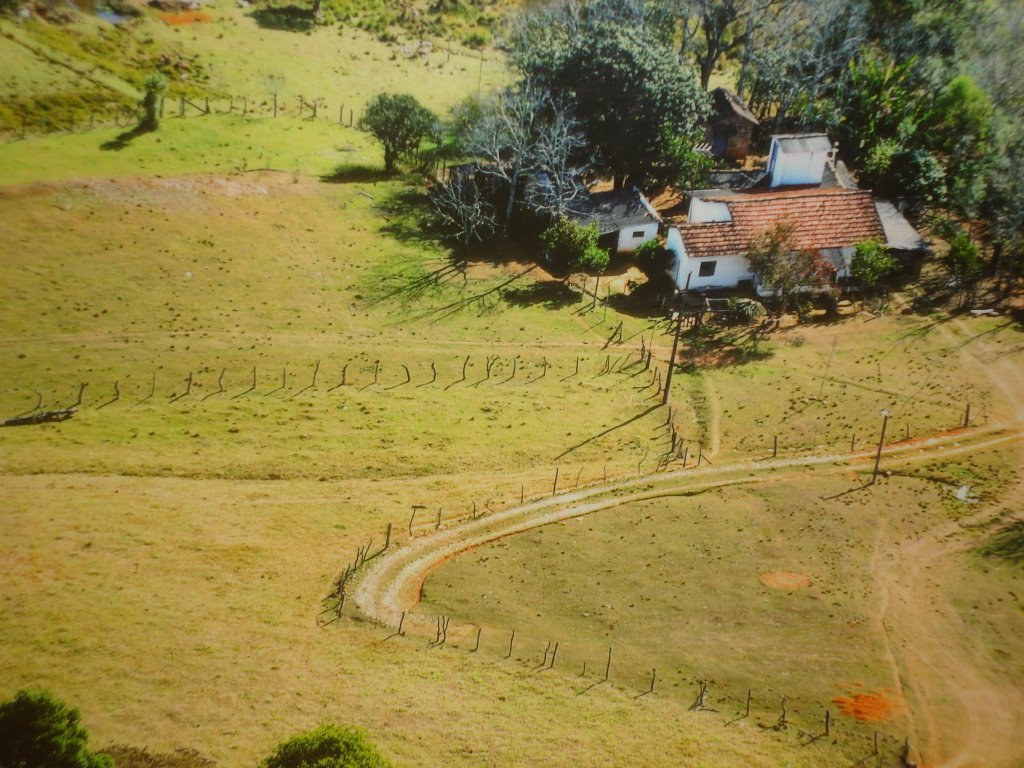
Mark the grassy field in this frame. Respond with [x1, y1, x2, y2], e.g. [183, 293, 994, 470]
[1, 5, 1022, 764]
[1, 163, 1022, 764]
[0, 0, 507, 134]
[416, 462, 1013, 724]
[3, 470, 869, 768]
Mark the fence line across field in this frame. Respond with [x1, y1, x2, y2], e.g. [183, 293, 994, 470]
[2, 92, 367, 142]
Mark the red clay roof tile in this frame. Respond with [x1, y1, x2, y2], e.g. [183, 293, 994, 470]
[680, 188, 884, 258]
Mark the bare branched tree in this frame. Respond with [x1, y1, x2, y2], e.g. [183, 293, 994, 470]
[462, 86, 590, 232]
[430, 169, 497, 257]
[745, 0, 866, 130]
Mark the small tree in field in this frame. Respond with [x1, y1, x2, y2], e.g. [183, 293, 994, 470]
[262, 724, 391, 768]
[746, 222, 832, 319]
[541, 217, 609, 274]
[139, 73, 167, 132]
[360, 94, 437, 174]
[0, 690, 112, 768]
[942, 230, 983, 305]
[851, 238, 898, 286]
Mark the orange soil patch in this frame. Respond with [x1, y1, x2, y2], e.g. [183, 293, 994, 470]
[759, 571, 812, 590]
[832, 684, 905, 723]
[159, 10, 211, 24]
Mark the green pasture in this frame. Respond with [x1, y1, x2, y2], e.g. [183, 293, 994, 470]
[0, 470, 856, 768]
[0, 114, 378, 186]
[0, 1, 507, 135]
[417, 448, 1020, 757]
[0, 175, 668, 493]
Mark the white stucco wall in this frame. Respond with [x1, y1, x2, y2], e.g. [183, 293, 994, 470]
[665, 227, 753, 290]
[768, 138, 829, 187]
[688, 198, 733, 223]
[616, 221, 659, 253]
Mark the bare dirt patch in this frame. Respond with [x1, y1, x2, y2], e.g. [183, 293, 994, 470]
[759, 571, 811, 590]
[832, 684, 906, 723]
[159, 10, 212, 24]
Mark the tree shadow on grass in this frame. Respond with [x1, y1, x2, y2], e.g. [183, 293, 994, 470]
[678, 324, 775, 371]
[320, 164, 390, 184]
[378, 185, 446, 248]
[502, 280, 578, 309]
[249, 5, 315, 31]
[100, 124, 153, 151]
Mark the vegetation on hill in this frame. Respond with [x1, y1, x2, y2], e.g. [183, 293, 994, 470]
[0, 690, 112, 768]
[261, 725, 391, 768]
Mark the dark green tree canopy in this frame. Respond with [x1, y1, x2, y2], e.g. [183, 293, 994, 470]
[525, 24, 709, 189]
[540, 216, 609, 274]
[360, 93, 437, 174]
[0, 690, 112, 768]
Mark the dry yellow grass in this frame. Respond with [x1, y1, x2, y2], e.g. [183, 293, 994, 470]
[2, 168, 1023, 767]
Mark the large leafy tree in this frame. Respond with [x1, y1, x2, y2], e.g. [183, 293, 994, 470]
[360, 94, 437, 174]
[0, 690, 112, 768]
[523, 24, 709, 189]
[983, 123, 1024, 291]
[746, 223, 833, 318]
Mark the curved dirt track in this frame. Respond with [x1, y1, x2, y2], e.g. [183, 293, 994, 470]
[352, 423, 1019, 615]
[352, 315, 1024, 768]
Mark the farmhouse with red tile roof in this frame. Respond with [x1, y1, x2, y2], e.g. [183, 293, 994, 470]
[666, 134, 925, 292]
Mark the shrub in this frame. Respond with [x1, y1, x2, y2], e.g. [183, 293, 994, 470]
[851, 238, 898, 286]
[0, 690, 112, 768]
[633, 238, 660, 264]
[262, 724, 391, 768]
[942, 230, 982, 289]
[540, 217, 608, 274]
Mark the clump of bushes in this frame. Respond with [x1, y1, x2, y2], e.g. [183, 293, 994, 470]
[261, 724, 392, 768]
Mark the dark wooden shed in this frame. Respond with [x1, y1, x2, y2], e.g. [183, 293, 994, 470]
[708, 88, 759, 163]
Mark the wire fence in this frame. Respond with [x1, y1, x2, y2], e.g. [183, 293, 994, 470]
[1, 92, 367, 142]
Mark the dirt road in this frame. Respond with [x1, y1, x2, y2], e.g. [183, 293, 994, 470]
[352, 316, 1024, 768]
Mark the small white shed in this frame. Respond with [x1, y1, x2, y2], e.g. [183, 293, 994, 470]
[568, 188, 661, 254]
[767, 134, 834, 188]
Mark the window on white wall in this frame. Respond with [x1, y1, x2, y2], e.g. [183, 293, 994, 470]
[699, 260, 717, 277]
[632, 230, 646, 238]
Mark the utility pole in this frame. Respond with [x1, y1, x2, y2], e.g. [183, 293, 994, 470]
[662, 273, 691, 406]
[871, 409, 890, 484]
